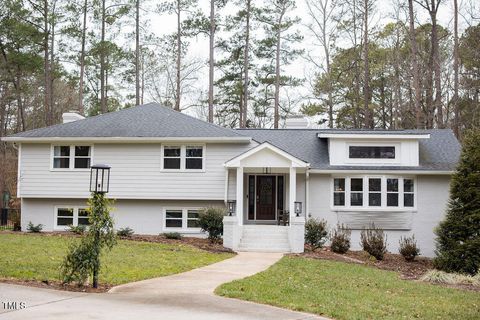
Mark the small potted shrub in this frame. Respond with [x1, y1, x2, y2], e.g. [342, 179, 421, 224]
[330, 224, 351, 254]
[399, 235, 420, 261]
[360, 223, 387, 260]
[305, 218, 328, 250]
[198, 207, 225, 243]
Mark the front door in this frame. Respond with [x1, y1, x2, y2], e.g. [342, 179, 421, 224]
[256, 176, 276, 220]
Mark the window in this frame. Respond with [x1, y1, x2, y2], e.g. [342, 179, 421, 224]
[350, 178, 363, 206]
[56, 208, 74, 226]
[187, 210, 200, 228]
[164, 208, 202, 230]
[404, 179, 415, 207]
[333, 178, 345, 206]
[349, 146, 395, 159]
[53, 146, 70, 168]
[74, 146, 91, 168]
[78, 208, 90, 226]
[368, 178, 382, 206]
[165, 210, 183, 228]
[55, 207, 88, 229]
[332, 176, 416, 209]
[162, 145, 205, 171]
[52, 145, 92, 170]
[186, 146, 203, 169]
[163, 146, 181, 169]
[387, 178, 399, 206]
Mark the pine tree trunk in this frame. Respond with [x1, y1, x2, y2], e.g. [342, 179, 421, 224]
[242, 0, 251, 128]
[208, 0, 215, 123]
[49, 10, 55, 122]
[78, 0, 88, 115]
[274, 10, 285, 129]
[408, 0, 422, 128]
[431, 5, 443, 128]
[43, 0, 51, 125]
[175, 0, 181, 111]
[363, 0, 372, 128]
[100, 0, 107, 114]
[135, 0, 140, 106]
[453, 0, 459, 137]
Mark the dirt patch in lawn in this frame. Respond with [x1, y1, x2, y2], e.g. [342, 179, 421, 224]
[295, 248, 480, 292]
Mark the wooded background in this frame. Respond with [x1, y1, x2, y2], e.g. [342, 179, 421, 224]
[0, 0, 479, 200]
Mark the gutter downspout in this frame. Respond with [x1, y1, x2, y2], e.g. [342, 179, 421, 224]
[305, 169, 310, 218]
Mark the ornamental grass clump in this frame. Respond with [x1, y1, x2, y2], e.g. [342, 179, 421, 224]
[198, 207, 225, 243]
[27, 222, 43, 233]
[305, 218, 329, 250]
[360, 224, 387, 260]
[117, 227, 134, 238]
[399, 235, 420, 261]
[330, 224, 351, 254]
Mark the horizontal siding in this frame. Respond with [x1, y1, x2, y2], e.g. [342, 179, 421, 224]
[19, 142, 254, 199]
[337, 211, 414, 230]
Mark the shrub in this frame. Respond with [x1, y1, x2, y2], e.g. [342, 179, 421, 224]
[399, 235, 420, 261]
[434, 129, 480, 275]
[27, 222, 43, 233]
[330, 224, 351, 254]
[360, 224, 387, 260]
[421, 270, 480, 286]
[69, 225, 87, 235]
[117, 227, 134, 237]
[198, 207, 225, 243]
[305, 218, 329, 249]
[164, 232, 182, 240]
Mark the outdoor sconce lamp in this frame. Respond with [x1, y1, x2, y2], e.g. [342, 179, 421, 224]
[227, 200, 236, 216]
[90, 164, 111, 194]
[294, 201, 302, 217]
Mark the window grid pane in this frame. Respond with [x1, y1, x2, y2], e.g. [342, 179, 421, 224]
[164, 146, 181, 169]
[185, 147, 203, 170]
[166, 210, 183, 228]
[349, 146, 395, 159]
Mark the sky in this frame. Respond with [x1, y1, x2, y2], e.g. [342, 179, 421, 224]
[142, 0, 469, 120]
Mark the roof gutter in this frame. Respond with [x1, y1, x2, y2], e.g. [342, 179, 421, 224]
[317, 133, 430, 139]
[1, 136, 252, 144]
[309, 169, 454, 175]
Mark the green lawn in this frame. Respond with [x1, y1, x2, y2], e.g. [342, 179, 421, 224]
[216, 256, 480, 320]
[0, 233, 233, 285]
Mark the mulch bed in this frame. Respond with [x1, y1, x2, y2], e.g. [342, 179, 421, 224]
[295, 247, 480, 292]
[0, 230, 235, 254]
[0, 278, 110, 293]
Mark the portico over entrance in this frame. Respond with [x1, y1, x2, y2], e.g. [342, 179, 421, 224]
[223, 142, 309, 253]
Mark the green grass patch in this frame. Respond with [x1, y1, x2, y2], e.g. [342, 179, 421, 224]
[0, 233, 232, 285]
[216, 256, 480, 320]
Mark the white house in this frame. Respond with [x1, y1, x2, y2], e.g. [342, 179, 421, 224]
[2, 103, 461, 256]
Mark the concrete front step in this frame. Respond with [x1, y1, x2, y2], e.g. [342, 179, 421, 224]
[238, 225, 291, 252]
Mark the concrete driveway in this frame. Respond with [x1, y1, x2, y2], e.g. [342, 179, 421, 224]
[0, 252, 328, 320]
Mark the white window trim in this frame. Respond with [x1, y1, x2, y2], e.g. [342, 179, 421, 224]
[53, 206, 88, 230]
[163, 207, 202, 233]
[160, 144, 206, 172]
[345, 142, 401, 165]
[330, 175, 417, 211]
[50, 144, 94, 171]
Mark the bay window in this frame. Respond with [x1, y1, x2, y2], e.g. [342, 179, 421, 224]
[332, 176, 415, 209]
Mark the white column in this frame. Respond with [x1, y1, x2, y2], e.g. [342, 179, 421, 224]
[236, 166, 244, 225]
[289, 166, 296, 219]
[305, 170, 309, 218]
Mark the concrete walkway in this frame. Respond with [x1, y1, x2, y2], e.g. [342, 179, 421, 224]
[0, 252, 329, 320]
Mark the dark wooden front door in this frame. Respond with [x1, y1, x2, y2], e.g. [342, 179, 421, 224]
[256, 176, 276, 220]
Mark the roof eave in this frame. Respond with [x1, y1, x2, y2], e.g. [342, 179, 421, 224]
[317, 133, 431, 139]
[1, 136, 252, 143]
[309, 168, 454, 175]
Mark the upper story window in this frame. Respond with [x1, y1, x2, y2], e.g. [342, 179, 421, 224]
[332, 176, 415, 209]
[349, 146, 395, 159]
[52, 145, 92, 170]
[161, 145, 205, 171]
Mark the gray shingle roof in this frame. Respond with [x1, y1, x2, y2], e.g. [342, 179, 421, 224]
[236, 128, 460, 171]
[8, 103, 243, 138]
